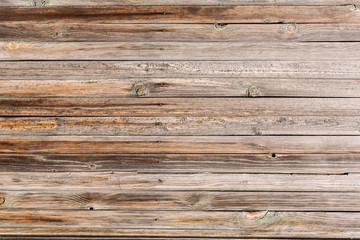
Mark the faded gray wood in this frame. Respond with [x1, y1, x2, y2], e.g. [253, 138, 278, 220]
[0, 116, 359, 136]
[0, 210, 359, 237]
[2, 78, 360, 97]
[1, 61, 359, 80]
[0, 171, 357, 191]
[1, 190, 360, 211]
[3, 42, 360, 60]
[0, 153, 358, 173]
[2, 23, 360, 42]
[0, 135, 359, 154]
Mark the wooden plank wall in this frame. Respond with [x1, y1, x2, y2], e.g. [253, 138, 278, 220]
[0, 0, 360, 239]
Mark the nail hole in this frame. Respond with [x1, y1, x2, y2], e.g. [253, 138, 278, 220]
[89, 207, 94, 210]
[154, 218, 158, 221]
[158, 179, 163, 183]
[271, 153, 276, 158]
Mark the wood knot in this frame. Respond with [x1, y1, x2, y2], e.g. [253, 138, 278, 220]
[243, 210, 268, 220]
[0, 197, 5, 205]
[214, 23, 228, 30]
[33, 0, 48, 6]
[286, 23, 300, 33]
[246, 86, 260, 97]
[131, 82, 148, 96]
[347, 4, 357, 11]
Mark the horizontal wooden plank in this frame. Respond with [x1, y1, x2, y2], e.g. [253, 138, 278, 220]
[2, 0, 358, 6]
[0, 210, 359, 237]
[0, 5, 359, 24]
[3, 42, 360, 61]
[0, 171, 358, 191]
[0, 153, 359, 173]
[0, 98, 359, 117]
[1, 61, 359, 80]
[2, 190, 360, 211]
[0, 116, 359, 136]
[2, 78, 360, 98]
[0, 135, 359, 154]
[2, 23, 360, 42]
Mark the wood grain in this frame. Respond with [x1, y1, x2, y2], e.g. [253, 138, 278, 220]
[0, 210, 359, 237]
[2, 61, 359, 80]
[2, 0, 358, 6]
[0, 171, 357, 191]
[0, 6, 359, 24]
[2, 190, 360, 211]
[0, 116, 359, 136]
[3, 42, 360, 61]
[2, 78, 360, 98]
[0, 153, 358, 173]
[0, 135, 359, 154]
[2, 23, 360, 42]
[0, 98, 358, 117]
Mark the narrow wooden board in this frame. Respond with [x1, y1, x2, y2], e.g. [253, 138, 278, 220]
[3, 42, 360, 61]
[2, 61, 359, 80]
[0, 136, 359, 154]
[2, 190, 360, 211]
[0, 116, 359, 136]
[2, 23, 360, 42]
[2, 78, 360, 98]
[0, 153, 358, 173]
[0, 98, 358, 117]
[2, 0, 358, 6]
[0, 6, 359, 23]
[0, 171, 357, 191]
[0, 210, 359, 237]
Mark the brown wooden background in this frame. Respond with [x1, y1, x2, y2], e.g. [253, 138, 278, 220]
[1, 0, 360, 239]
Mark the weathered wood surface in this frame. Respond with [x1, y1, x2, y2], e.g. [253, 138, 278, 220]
[0, 171, 356, 191]
[0, 153, 359, 173]
[0, 116, 360, 136]
[2, 190, 360, 211]
[3, 42, 360, 61]
[3, 0, 359, 6]
[0, 98, 358, 117]
[0, 136, 359, 154]
[1, 6, 359, 24]
[2, 61, 359, 79]
[2, 23, 360, 42]
[2, 78, 360, 98]
[1, 1, 359, 239]
[0, 210, 359, 238]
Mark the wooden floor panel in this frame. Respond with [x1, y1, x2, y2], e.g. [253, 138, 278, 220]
[0, 1, 359, 239]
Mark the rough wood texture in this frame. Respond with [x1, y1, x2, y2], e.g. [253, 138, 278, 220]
[2, 61, 359, 79]
[0, 153, 358, 173]
[2, 190, 360, 211]
[0, 135, 359, 154]
[2, 78, 360, 97]
[2, 0, 359, 6]
[0, 210, 359, 238]
[0, 98, 358, 117]
[1, 6, 359, 24]
[0, 116, 359, 136]
[2, 23, 360, 42]
[0, 171, 357, 191]
[3, 42, 360, 61]
[1, 1, 359, 239]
